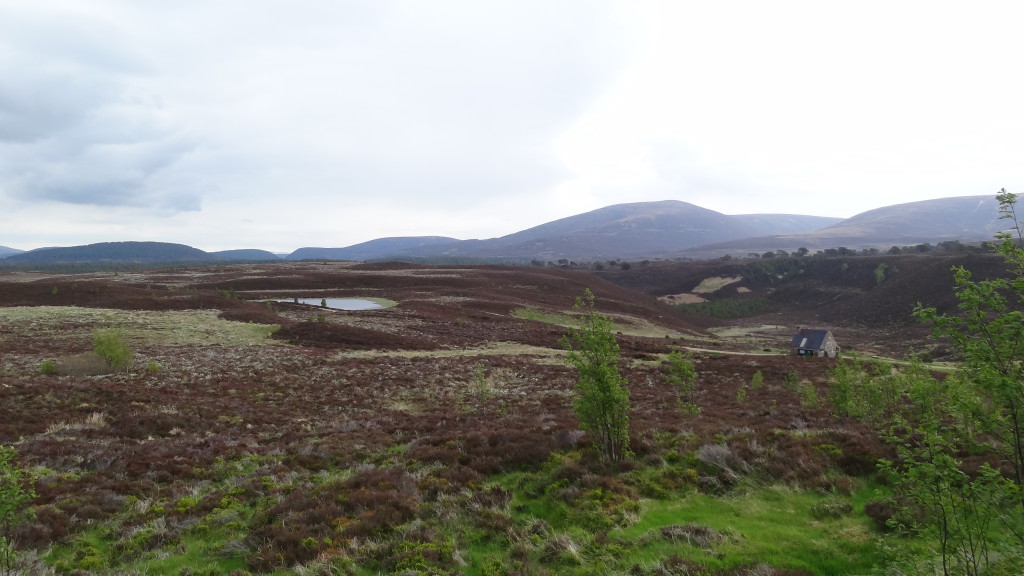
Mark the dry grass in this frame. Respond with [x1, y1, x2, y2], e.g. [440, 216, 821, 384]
[659, 293, 708, 304]
[45, 411, 108, 435]
[0, 306, 282, 348]
[692, 276, 744, 294]
[52, 352, 113, 376]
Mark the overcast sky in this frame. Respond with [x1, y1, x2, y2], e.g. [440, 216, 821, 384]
[2, 1, 1022, 253]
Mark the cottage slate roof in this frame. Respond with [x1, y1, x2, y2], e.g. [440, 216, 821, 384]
[791, 328, 831, 350]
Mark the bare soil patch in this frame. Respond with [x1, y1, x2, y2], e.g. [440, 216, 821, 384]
[658, 292, 707, 304]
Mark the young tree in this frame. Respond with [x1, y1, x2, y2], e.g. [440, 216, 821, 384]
[663, 349, 699, 415]
[878, 371, 1006, 576]
[915, 190, 1024, 508]
[907, 189, 1024, 568]
[824, 192, 1024, 573]
[0, 445, 34, 576]
[92, 328, 133, 372]
[561, 290, 631, 465]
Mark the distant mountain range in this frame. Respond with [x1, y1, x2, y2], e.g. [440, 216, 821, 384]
[672, 195, 1007, 258]
[0, 195, 1010, 266]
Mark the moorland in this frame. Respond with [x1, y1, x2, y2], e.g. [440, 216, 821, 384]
[0, 249, 1019, 575]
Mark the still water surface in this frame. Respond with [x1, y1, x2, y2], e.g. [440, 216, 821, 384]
[273, 298, 383, 310]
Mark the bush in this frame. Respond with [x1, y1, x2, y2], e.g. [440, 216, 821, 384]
[783, 369, 801, 392]
[750, 370, 764, 389]
[92, 328, 133, 371]
[663, 350, 700, 415]
[863, 499, 896, 531]
[1, 447, 36, 576]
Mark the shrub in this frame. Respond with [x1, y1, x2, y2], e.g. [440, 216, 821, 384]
[736, 383, 748, 404]
[750, 370, 764, 389]
[696, 444, 749, 476]
[38, 360, 56, 375]
[663, 350, 700, 415]
[175, 496, 199, 514]
[813, 444, 842, 459]
[1, 447, 36, 576]
[92, 328, 133, 371]
[783, 369, 801, 392]
[799, 381, 819, 408]
[873, 263, 889, 285]
[863, 499, 896, 531]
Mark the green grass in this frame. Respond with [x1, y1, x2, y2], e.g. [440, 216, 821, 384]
[513, 306, 581, 327]
[36, 448, 926, 576]
[365, 297, 398, 308]
[134, 530, 249, 576]
[613, 483, 890, 574]
[490, 455, 904, 575]
[51, 521, 250, 576]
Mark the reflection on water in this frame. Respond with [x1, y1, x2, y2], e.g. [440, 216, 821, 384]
[272, 298, 383, 310]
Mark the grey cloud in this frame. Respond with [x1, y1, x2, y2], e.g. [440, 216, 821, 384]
[1, 103, 202, 212]
[0, 5, 201, 212]
[19, 134, 200, 210]
[0, 1, 634, 225]
[0, 90, 202, 212]
[0, 6, 148, 143]
[0, 74, 114, 143]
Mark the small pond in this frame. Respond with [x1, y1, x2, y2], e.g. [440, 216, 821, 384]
[271, 298, 384, 310]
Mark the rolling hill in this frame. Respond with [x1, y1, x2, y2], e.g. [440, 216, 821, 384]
[288, 237, 459, 261]
[3, 243, 283, 266]
[0, 245, 24, 258]
[678, 195, 1002, 258]
[1, 242, 216, 265]
[354, 201, 841, 261]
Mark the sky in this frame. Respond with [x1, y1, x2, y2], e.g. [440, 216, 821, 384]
[2, 1, 1023, 253]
